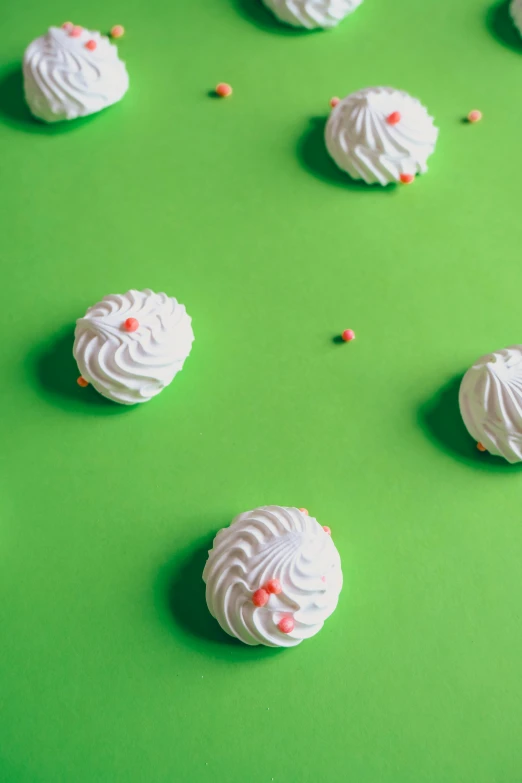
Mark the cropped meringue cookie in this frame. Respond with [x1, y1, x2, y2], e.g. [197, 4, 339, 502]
[203, 506, 343, 647]
[23, 25, 129, 123]
[459, 346, 522, 463]
[261, 0, 364, 29]
[325, 86, 439, 185]
[73, 289, 194, 405]
[511, 0, 522, 36]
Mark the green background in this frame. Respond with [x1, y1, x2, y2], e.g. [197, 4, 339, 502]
[1, 0, 522, 780]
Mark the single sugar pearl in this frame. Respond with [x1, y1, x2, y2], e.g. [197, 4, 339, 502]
[278, 617, 294, 634]
[265, 579, 282, 595]
[85, 39, 97, 51]
[216, 83, 232, 98]
[400, 173, 414, 184]
[110, 24, 125, 38]
[298, 507, 309, 515]
[77, 376, 89, 388]
[477, 442, 487, 452]
[252, 588, 269, 607]
[62, 22, 74, 32]
[330, 96, 340, 108]
[70, 25, 83, 37]
[467, 110, 482, 123]
[387, 111, 401, 125]
[321, 575, 326, 582]
[323, 526, 331, 536]
[124, 317, 139, 332]
[341, 329, 355, 342]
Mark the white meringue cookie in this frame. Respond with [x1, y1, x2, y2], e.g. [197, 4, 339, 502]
[325, 86, 438, 185]
[261, 0, 363, 29]
[73, 289, 194, 405]
[23, 25, 129, 123]
[459, 345, 522, 463]
[203, 506, 343, 647]
[511, 0, 522, 35]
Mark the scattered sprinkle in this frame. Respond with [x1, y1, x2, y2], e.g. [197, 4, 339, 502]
[124, 317, 139, 332]
[77, 377, 89, 388]
[253, 588, 269, 607]
[321, 576, 326, 582]
[298, 507, 309, 515]
[278, 616, 294, 634]
[215, 82, 232, 98]
[341, 329, 355, 342]
[85, 39, 97, 51]
[70, 25, 82, 37]
[265, 579, 282, 595]
[323, 526, 331, 536]
[467, 109, 482, 123]
[62, 22, 74, 32]
[329, 96, 340, 108]
[387, 111, 401, 125]
[477, 442, 486, 452]
[110, 24, 125, 38]
[399, 173, 414, 184]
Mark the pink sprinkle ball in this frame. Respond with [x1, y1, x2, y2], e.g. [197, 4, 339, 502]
[253, 588, 269, 607]
[341, 329, 355, 342]
[85, 39, 97, 51]
[265, 579, 282, 595]
[330, 96, 340, 108]
[298, 507, 309, 515]
[400, 173, 414, 184]
[216, 82, 232, 98]
[278, 617, 294, 634]
[70, 25, 83, 37]
[467, 109, 482, 123]
[110, 24, 125, 39]
[323, 526, 331, 536]
[62, 22, 74, 32]
[387, 111, 401, 125]
[124, 317, 139, 332]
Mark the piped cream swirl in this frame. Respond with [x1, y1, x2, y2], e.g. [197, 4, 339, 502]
[261, 0, 364, 28]
[325, 86, 438, 185]
[73, 289, 194, 405]
[23, 26, 129, 123]
[511, 0, 522, 36]
[203, 506, 343, 647]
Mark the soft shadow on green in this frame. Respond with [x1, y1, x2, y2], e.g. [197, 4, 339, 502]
[0, 65, 99, 134]
[27, 324, 135, 416]
[231, 0, 314, 35]
[297, 116, 397, 193]
[418, 374, 522, 472]
[156, 533, 285, 661]
[486, 0, 522, 52]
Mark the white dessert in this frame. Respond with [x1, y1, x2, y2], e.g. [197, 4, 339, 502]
[511, 0, 522, 35]
[459, 346, 522, 463]
[325, 86, 439, 186]
[73, 289, 194, 405]
[23, 25, 129, 123]
[203, 506, 343, 647]
[261, 0, 363, 29]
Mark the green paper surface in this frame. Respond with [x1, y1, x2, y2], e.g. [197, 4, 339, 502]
[1, 0, 522, 781]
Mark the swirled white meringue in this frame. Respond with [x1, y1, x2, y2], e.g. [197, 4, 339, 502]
[511, 0, 522, 36]
[203, 506, 343, 647]
[261, 0, 363, 28]
[325, 86, 438, 185]
[23, 26, 129, 123]
[73, 289, 194, 405]
[459, 346, 522, 463]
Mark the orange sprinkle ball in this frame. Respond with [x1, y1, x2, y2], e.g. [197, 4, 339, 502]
[387, 111, 401, 125]
[252, 588, 269, 607]
[77, 377, 89, 388]
[400, 173, 415, 184]
[70, 25, 83, 37]
[62, 22, 74, 32]
[323, 526, 332, 536]
[467, 109, 482, 123]
[341, 329, 355, 342]
[278, 616, 294, 634]
[298, 508, 309, 515]
[265, 579, 282, 595]
[215, 82, 232, 98]
[110, 24, 125, 38]
[330, 96, 340, 108]
[85, 39, 97, 51]
[124, 317, 139, 332]
[477, 442, 487, 452]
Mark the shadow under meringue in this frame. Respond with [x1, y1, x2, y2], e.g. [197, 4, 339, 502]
[297, 116, 398, 192]
[27, 324, 134, 414]
[486, 0, 522, 52]
[0, 64, 107, 134]
[157, 534, 285, 660]
[417, 374, 522, 471]
[231, 0, 314, 34]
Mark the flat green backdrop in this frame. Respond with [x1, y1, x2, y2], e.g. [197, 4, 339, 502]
[1, 0, 522, 780]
